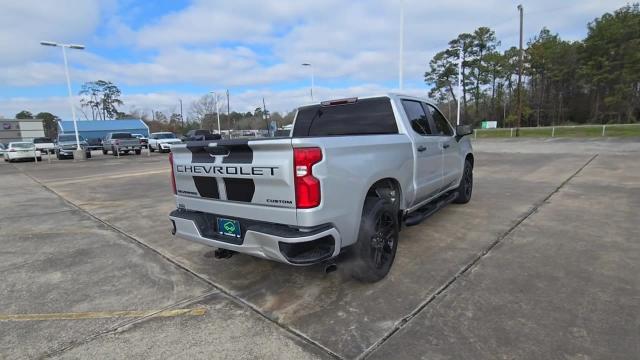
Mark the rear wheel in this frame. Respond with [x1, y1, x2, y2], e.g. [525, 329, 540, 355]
[348, 197, 399, 282]
[453, 160, 473, 204]
[102, 149, 108, 155]
[86, 151, 92, 159]
[135, 149, 141, 155]
[149, 146, 155, 152]
[112, 147, 118, 156]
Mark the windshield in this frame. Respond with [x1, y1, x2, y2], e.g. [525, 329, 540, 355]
[12, 143, 34, 149]
[58, 135, 84, 142]
[111, 133, 133, 139]
[154, 133, 176, 139]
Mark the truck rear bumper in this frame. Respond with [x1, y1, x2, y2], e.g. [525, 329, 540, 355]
[169, 209, 341, 265]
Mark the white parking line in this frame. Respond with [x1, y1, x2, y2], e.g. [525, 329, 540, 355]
[49, 169, 170, 185]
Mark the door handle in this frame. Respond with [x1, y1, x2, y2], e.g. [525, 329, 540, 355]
[417, 145, 427, 152]
[442, 143, 450, 149]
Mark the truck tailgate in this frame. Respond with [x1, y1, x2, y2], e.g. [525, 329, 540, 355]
[171, 138, 298, 225]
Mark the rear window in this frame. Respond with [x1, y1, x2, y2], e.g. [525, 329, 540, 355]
[111, 133, 133, 139]
[293, 97, 398, 137]
[12, 143, 34, 149]
[33, 138, 52, 144]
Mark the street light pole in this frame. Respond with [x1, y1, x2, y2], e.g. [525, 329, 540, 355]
[41, 41, 85, 150]
[515, 5, 524, 137]
[301, 63, 314, 101]
[399, 0, 405, 90]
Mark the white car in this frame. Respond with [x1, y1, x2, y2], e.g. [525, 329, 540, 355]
[3, 142, 41, 162]
[148, 132, 182, 153]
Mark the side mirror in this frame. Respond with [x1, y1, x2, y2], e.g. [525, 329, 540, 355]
[456, 125, 473, 140]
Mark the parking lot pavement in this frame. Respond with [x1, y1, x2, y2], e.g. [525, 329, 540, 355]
[2, 139, 638, 359]
[367, 153, 640, 360]
[0, 168, 330, 359]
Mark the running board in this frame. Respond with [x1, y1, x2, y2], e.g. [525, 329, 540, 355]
[404, 191, 458, 227]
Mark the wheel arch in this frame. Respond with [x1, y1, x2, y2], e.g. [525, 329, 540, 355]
[465, 153, 474, 168]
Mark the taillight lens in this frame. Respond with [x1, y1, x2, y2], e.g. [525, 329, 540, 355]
[169, 152, 177, 194]
[294, 147, 322, 208]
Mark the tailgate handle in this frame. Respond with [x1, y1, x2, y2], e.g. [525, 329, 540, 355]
[205, 146, 230, 156]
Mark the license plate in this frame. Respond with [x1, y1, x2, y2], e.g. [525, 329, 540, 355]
[217, 218, 241, 238]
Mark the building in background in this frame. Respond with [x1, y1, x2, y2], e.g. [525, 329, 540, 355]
[0, 119, 46, 144]
[57, 119, 149, 141]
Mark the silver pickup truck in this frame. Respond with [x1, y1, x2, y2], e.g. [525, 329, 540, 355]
[102, 132, 143, 156]
[169, 94, 474, 282]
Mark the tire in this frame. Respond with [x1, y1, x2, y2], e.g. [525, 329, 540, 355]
[37, 157, 42, 161]
[149, 145, 155, 152]
[112, 147, 118, 156]
[135, 149, 141, 155]
[86, 152, 92, 159]
[348, 197, 399, 282]
[453, 159, 473, 204]
[102, 149, 108, 155]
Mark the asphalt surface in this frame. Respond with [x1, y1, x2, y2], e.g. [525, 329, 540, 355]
[1, 138, 638, 359]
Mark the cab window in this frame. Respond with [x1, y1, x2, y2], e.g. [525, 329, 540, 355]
[401, 100, 432, 136]
[425, 104, 453, 136]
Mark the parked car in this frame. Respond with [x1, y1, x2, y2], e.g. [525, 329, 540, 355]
[0, 143, 6, 157]
[56, 134, 92, 159]
[169, 94, 474, 282]
[148, 132, 182, 153]
[33, 137, 56, 154]
[4, 142, 41, 162]
[86, 138, 104, 151]
[182, 129, 221, 141]
[102, 132, 143, 156]
[132, 133, 149, 149]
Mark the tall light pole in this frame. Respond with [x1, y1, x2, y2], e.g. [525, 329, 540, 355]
[40, 41, 85, 150]
[210, 91, 221, 134]
[399, 0, 405, 90]
[301, 63, 314, 101]
[515, 5, 524, 137]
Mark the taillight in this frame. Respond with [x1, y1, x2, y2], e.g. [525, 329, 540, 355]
[294, 147, 322, 208]
[169, 152, 177, 194]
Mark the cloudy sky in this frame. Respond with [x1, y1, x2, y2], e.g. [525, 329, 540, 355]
[0, 0, 629, 119]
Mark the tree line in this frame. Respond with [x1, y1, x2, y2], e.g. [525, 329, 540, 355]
[425, 3, 640, 127]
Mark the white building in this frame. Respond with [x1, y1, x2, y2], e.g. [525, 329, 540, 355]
[0, 119, 46, 144]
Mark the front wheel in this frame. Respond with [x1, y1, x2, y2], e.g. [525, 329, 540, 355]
[348, 197, 399, 282]
[149, 146, 155, 152]
[453, 159, 473, 204]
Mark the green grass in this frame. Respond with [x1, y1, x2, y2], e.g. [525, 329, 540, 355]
[475, 124, 640, 138]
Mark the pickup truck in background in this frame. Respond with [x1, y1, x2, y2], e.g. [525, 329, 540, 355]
[102, 132, 143, 156]
[182, 129, 222, 141]
[132, 133, 149, 149]
[148, 132, 182, 153]
[55, 134, 92, 160]
[33, 137, 55, 154]
[169, 94, 474, 282]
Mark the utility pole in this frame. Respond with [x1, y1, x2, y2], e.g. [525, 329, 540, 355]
[262, 97, 269, 135]
[515, 4, 524, 137]
[226, 89, 231, 129]
[179, 99, 184, 128]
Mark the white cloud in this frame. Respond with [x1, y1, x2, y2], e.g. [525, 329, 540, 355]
[0, 0, 632, 117]
[0, 84, 426, 120]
